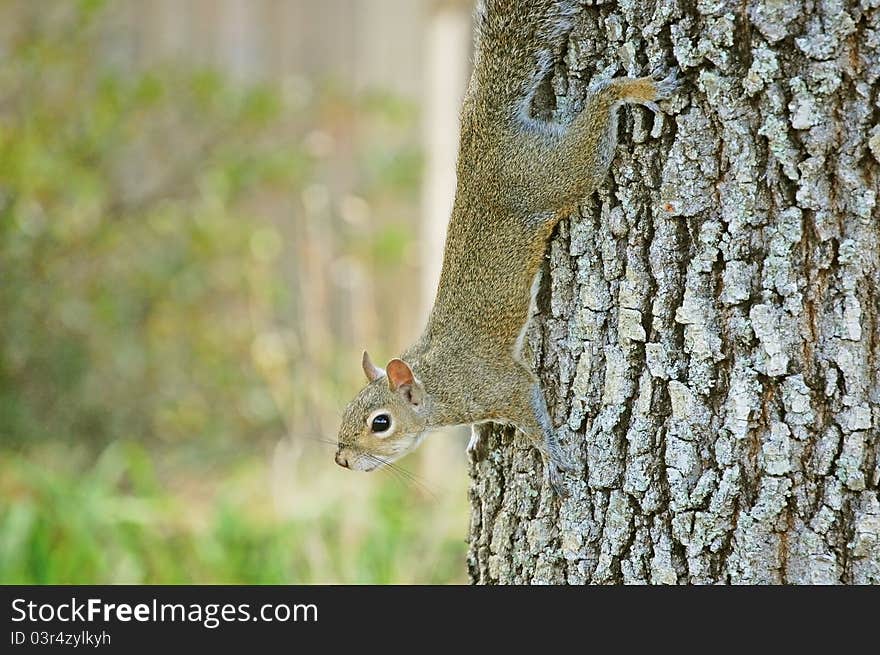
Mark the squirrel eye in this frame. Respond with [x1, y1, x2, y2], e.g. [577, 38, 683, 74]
[370, 413, 391, 433]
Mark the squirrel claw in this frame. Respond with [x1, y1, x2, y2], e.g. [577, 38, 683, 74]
[651, 67, 681, 100]
[556, 457, 579, 474]
[642, 100, 661, 115]
[547, 464, 571, 498]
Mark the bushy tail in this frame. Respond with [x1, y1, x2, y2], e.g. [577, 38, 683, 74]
[470, 0, 581, 122]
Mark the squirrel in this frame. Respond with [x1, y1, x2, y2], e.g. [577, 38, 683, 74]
[335, 0, 677, 496]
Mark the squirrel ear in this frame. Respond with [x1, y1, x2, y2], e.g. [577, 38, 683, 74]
[362, 350, 385, 382]
[386, 358, 424, 406]
[386, 358, 415, 391]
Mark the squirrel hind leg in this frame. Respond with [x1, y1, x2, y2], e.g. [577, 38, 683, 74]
[607, 70, 679, 137]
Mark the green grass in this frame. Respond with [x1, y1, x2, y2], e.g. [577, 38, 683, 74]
[0, 439, 470, 584]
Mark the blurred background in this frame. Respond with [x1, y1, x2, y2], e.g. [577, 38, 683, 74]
[0, 0, 476, 583]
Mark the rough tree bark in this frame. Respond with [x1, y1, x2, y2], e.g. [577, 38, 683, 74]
[467, 0, 880, 584]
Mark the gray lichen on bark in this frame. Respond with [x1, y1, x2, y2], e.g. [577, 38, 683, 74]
[468, 0, 880, 584]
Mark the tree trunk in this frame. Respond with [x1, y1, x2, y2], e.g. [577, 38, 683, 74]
[467, 0, 880, 584]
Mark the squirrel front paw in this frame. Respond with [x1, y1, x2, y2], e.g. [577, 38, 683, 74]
[553, 450, 579, 474]
[541, 445, 578, 498]
[546, 461, 571, 498]
[467, 424, 488, 464]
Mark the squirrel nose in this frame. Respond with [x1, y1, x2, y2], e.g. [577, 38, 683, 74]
[335, 451, 349, 468]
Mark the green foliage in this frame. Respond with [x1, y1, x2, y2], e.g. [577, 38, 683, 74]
[1, 15, 290, 449]
[0, 442, 466, 584]
[0, 2, 463, 584]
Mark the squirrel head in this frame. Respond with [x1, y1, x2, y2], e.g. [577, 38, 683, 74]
[335, 351, 429, 472]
